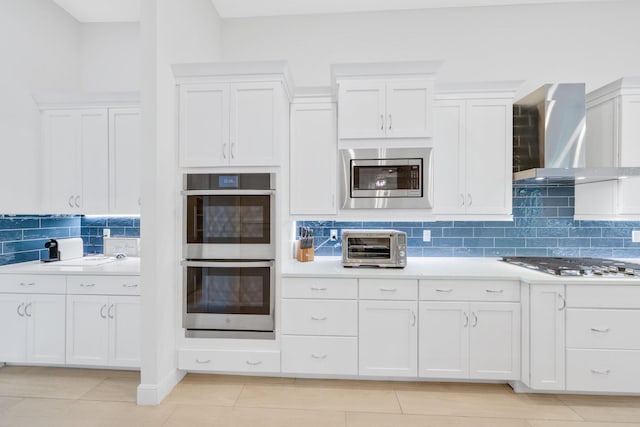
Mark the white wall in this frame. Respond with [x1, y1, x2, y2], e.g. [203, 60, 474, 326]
[80, 23, 140, 92]
[138, 0, 222, 405]
[0, 0, 81, 213]
[221, 1, 640, 97]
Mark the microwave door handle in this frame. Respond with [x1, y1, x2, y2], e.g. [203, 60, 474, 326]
[182, 260, 274, 268]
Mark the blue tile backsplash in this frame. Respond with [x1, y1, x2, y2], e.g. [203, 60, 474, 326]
[0, 215, 140, 266]
[298, 184, 640, 258]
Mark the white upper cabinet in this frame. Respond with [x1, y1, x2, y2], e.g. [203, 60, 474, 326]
[433, 83, 518, 218]
[290, 93, 337, 215]
[109, 108, 141, 214]
[174, 62, 293, 168]
[333, 61, 441, 141]
[575, 77, 640, 219]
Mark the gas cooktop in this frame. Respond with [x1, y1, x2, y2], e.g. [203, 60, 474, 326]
[501, 256, 640, 278]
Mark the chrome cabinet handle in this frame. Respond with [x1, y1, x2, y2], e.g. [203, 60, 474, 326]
[435, 288, 453, 293]
[463, 312, 469, 327]
[311, 315, 327, 321]
[17, 302, 25, 317]
[467, 194, 472, 207]
[100, 304, 107, 319]
[245, 360, 262, 366]
[380, 114, 384, 130]
[485, 289, 504, 294]
[20, 282, 35, 287]
[75, 195, 80, 208]
[68, 196, 75, 207]
[590, 327, 610, 333]
[310, 286, 327, 292]
[379, 287, 397, 292]
[558, 294, 566, 311]
[472, 312, 478, 327]
[311, 353, 328, 360]
[122, 283, 139, 288]
[24, 302, 32, 317]
[80, 283, 96, 288]
[411, 310, 416, 327]
[388, 114, 392, 130]
[460, 194, 465, 206]
[138, 197, 142, 206]
[591, 368, 611, 375]
[108, 304, 115, 319]
[195, 358, 211, 364]
[230, 143, 235, 159]
[222, 143, 227, 159]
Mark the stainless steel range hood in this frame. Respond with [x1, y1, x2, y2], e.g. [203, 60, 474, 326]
[512, 83, 640, 184]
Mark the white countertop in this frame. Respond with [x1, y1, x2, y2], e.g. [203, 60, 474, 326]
[282, 257, 640, 285]
[0, 257, 141, 276]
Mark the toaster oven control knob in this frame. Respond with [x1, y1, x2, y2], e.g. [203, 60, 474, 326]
[399, 251, 406, 257]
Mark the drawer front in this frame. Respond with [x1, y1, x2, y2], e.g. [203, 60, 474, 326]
[67, 275, 140, 295]
[282, 335, 357, 375]
[420, 280, 520, 302]
[567, 309, 640, 349]
[567, 285, 640, 308]
[359, 279, 418, 300]
[0, 274, 66, 294]
[281, 299, 357, 336]
[281, 277, 357, 299]
[567, 349, 640, 393]
[178, 349, 280, 373]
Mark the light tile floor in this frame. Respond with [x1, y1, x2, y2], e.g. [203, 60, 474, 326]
[1, 366, 640, 426]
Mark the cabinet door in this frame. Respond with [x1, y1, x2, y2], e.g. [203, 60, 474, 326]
[43, 110, 81, 213]
[419, 301, 468, 378]
[79, 109, 109, 214]
[179, 83, 229, 167]
[108, 296, 140, 368]
[359, 300, 417, 377]
[290, 103, 337, 215]
[386, 80, 433, 138]
[27, 294, 66, 363]
[433, 100, 466, 214]
[66, 295, 109, 366]
[530, 284, 566, 390]
[465, 100, 512, 215]
[230, 82, 280, 166]
[469, 302, 520, 380]
[109, 108, 141, 214]
[0, 294, 27, 362]
[338, 81, 386, 139]
[618, 95, 640, 215]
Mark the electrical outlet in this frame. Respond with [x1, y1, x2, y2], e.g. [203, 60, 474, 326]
[633, 230, 640, 243]
[423, 229, 431, 242]
[103, 228, 110, 238]
[330, 229, 338, 241]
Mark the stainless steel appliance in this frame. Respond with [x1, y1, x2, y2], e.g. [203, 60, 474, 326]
[342, 230, 407, 268]
[340, 147, 432, 209]
[183, 173, 275, 259]
[502, 256, 640, 278]
[182, 173, 276, 338]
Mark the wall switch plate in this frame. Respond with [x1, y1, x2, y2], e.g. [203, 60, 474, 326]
[330, 229, 338, 241]
[423, 230, 431, 242]
[633, 230, 640, 243]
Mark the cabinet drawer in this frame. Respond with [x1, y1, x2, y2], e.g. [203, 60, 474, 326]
[282, 335, 357, 375]
[67, 275, 140, 295]
[567, 285, 640, 308]
[359, 279, 418, 300]
[281, 299, 357, 336]
[567, 349, 640, 393]
[420, 280, 519, 302]
[0, 274, 66, 294]
[567, 309, 640, 349]
[178, 349, 280, 374]
[281, 277, 357, 299]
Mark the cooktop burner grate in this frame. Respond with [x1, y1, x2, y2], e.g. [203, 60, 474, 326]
[501, 257, 640, 277]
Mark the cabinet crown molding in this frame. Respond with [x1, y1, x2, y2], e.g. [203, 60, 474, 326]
[331, 61, 443, 82]
[587, 76, 640, 105]
[32, 92, 140, 110]
[435, 81, 522, 99]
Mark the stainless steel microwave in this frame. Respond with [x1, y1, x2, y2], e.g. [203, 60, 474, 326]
[342, 230, 407, 268]
[340, 147, 432, 209]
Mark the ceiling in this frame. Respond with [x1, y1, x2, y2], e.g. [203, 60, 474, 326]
[52, 0, 620, 22]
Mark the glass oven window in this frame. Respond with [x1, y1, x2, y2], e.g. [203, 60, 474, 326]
[187, 195, 271, 244]
[353, 165, 421, 191]
[186, 266, 271, 315]
[347, 237, 391, 259]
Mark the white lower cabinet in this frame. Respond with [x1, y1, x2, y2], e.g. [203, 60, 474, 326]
[282, 335, 357, 376]
[419, 301, 520, 380]
[359, 293, 418, 378]
[179, 349, 281, 374]
[0, 293, 66, 364]
[66, 294, 140, 368]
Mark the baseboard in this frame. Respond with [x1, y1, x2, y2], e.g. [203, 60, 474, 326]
[136, 368, 186, 405]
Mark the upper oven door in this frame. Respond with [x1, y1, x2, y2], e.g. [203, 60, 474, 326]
[184, 189, 275, 259]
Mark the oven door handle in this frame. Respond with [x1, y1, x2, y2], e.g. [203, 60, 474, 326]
[181, 260, 274, 268]
[181, 190, 274, 196]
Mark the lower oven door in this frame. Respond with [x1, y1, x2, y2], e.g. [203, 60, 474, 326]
[182, 260, 274, 332]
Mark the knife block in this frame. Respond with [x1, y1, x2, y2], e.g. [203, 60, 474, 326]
[295, 240, 314, 262]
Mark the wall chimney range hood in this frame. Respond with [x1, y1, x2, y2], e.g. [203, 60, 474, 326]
[512, 83, 640, 184]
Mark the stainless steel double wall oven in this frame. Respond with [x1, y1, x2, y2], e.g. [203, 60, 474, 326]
[182, 173, 276, 338]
